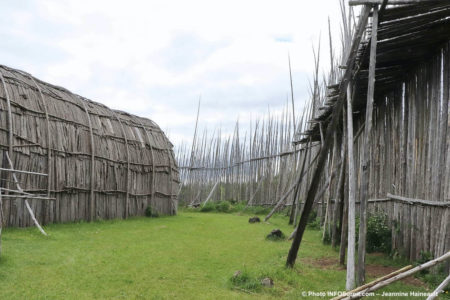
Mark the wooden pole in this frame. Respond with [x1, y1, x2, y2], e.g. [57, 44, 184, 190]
[340, 108, 349, 266]
[5, 152, 47, 236]
[0, 189, 2, 257]
[286, 5, 371, 268]
[331, 265, 413, 300]
[349, 0, 441, 5]
[29, 77, 51, 224]
[346, 83, 357, 290]
[343, 251, 450, 299]
[79, 98, 96, 221]
[426, 273, 450, 300]
[332, 130, 346, 248]
[357, 5, 378, 286]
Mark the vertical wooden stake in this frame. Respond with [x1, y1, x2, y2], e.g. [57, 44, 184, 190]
[30, 77, 51, 224]
[346, 83, 357, 290]
[357, 5, 379, 286]
[79, 98, 96, 222]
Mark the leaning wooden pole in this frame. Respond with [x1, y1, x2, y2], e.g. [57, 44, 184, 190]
[426, 273, 450, 300]
[331, 265, 413, 300]
[286, 5, 371, 268]
[343, 251, 450, 300]
[357, 5, 378, 286]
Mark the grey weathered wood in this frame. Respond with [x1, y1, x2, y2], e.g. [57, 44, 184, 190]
[386, 193, 450, 207]
[357, 5, 379, 286]
[5, 152, 47, 236]
[286, 5, 372, 268]
[346, 83, 357, 290]
[0, 168, 48, 176]
[29, 76, 51, 224]
[0, 65, 178, 227]
[79, 98, 96, 222]
[0, 190, 3, 256]
[349, 0, 443, 5]
[426, 273, 450, 300]
[344, 251, 450, 299]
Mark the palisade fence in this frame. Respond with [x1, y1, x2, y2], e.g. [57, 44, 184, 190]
[176, 0, 450, 274]
[176, 103, 319, 209]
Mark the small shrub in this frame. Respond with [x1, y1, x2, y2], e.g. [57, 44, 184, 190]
[200, 202, 216, 212]
[145, 206, 159, 217]
[416, 251, 433, 275]
[145, 206, 152, 217]
[366, 213, 391, 253]
[322, 229, 331, 245]
[229, 270, 261, 292]
[216, 201, 232, 213]
[306, 211, 321, 230]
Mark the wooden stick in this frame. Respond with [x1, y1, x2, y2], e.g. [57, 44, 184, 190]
[286, 5, 371, 268]
[0, 195, 56, 200]
[349, 0, 443, 5]
[29, 76, 51, 224]
[357, 5, 379, 286]
[331, 265, 413, 300]
[0, 168, 48, 176]
[387, 193, 450, 207]
[5, 152, 48, 236]
[0, 188, 3, 256]
[202, 180, 221, 206]
[346, 82, 357, 290]
[344, 251, 450, 299]
[426, 273, 450, 300]
[78, 98, 97, 221]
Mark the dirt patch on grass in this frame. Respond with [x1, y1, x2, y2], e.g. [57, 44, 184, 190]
[301, 257, 341, 270]
[365, 264, 427, 288]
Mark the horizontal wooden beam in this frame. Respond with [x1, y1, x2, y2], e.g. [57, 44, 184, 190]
[0, 167, 48, 176]
[349, 0, 445, 5]
[387, 193, 450, 207]
[0, 194, 56, 201]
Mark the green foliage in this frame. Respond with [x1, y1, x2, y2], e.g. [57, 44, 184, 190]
[197, 200, 273, 216]
[322, 229, 331, 245]
[145, 206, 152, 217]
[366, 213, 392, 253]
[413, 252, 450, 298]
[243, 205, 271, 215]
[306, 210, 321, 230]
[215, 200, 232, 213]
[229, 270, 262, 292]
[144, 206, 159, 218]
[199, 202, 216, 212]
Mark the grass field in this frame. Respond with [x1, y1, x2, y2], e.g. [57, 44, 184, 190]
[0, 211, 434, 299]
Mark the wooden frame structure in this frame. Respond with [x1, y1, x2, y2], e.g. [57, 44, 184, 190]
[0, 65, 179, 228]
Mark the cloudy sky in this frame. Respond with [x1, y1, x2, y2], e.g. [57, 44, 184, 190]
[0, 0, 343, 145]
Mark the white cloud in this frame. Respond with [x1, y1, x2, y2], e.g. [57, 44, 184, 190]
[0, 0, 343, 146]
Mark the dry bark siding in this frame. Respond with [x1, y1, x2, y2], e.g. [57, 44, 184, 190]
[0, 65, 179, 227]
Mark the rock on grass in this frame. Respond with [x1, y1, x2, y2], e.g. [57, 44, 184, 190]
[266, 229, 285, 241]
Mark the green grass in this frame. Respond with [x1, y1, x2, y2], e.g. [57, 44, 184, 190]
[0, 212, 434, 299]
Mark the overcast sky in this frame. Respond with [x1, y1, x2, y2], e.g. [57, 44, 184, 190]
[0, 0, 343, 146]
